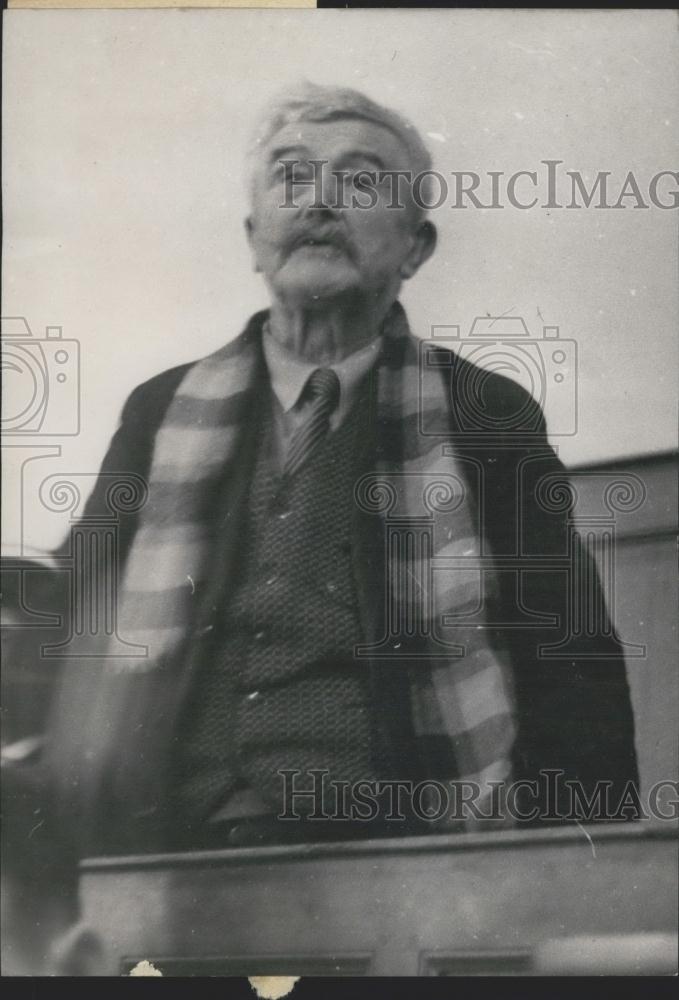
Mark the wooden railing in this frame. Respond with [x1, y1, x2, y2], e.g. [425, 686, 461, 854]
[75, 822, 678, 976]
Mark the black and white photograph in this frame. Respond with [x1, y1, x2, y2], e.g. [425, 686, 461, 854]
[1, 4, 678, 979]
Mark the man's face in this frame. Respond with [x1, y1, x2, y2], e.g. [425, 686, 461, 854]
[245, 116, 435, 306]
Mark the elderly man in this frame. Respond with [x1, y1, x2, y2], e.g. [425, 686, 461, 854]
[6, 84, 638, 866]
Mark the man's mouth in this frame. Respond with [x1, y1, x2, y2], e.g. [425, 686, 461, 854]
[291, 235, 346, 254]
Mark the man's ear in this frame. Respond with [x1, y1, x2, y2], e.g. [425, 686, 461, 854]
[400, 220, 437, 280]
[244, 216, 261, 273]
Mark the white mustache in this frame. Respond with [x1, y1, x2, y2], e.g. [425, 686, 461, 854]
[288, 229, 352, 258]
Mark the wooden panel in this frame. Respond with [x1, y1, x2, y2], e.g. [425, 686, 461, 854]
[79, 823, 677, 976]
[119, 955, 371, 977]
[568, 452, 678, 793]
[613, 536, 678, 792]
[569, 452, 676, 541]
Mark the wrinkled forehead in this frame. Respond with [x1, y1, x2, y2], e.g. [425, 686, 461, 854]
[257, 116, 414, 172]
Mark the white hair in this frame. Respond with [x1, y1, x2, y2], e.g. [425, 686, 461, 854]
[245, 81, 433, 213]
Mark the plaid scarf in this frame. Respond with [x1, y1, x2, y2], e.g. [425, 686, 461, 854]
[110, 305, 516, 799]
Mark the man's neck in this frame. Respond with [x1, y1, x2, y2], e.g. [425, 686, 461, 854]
[266, 295, 395, 364]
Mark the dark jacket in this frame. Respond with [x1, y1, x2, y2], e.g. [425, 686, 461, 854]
[7, 311, 640, 856]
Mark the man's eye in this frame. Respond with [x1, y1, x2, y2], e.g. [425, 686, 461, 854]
[274, 161, 315, 184]
[352, 169, 378, 190]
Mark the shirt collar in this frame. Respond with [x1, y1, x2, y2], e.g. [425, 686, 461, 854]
[262, 323, 382, 422]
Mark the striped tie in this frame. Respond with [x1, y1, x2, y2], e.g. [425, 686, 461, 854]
[284, 367, 341, 479]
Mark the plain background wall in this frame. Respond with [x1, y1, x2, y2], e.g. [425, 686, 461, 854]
[2, 7, 678, 551]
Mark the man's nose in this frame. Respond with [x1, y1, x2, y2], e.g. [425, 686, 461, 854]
[301, 163, 345, 217]
[304, 202, 341, 223]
